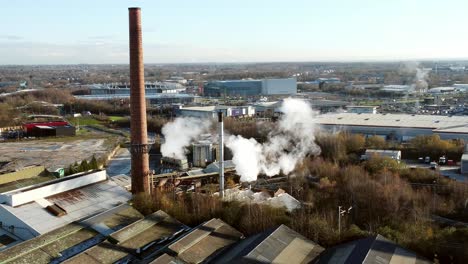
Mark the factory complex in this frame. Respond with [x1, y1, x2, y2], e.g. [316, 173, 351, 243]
[0, 169, 430, 264]
[1, 5, 467, 264]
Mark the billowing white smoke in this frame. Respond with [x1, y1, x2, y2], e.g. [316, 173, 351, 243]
[161, 117, 211, 160]
[226, 98, 321, 182]
[415, 67, 429, 92]
[403, 62, 429, 93]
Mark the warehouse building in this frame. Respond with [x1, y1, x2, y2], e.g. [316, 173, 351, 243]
[362, 149, 402, 161]
[381, 85, 414, 94]
[178, 105, 255, 119]
[29, 125, 76, 137]
[23, 121, 69, 134]
[88, 82, 185, 95]
[253, 99, 348, 117]
[317, 113, 468, 142]
[0, 170, 130, 241]
[315, 234, 431, 264]
[212, 224, 324, 263]
[0, 206, 433, 263]
[204, 78, 297, 97]
[75, 93, 197, 106]
[347, 106, 378, 114]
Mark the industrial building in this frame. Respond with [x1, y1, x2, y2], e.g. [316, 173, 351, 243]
[23, 121, 70, 134]
[88, 82, 185, 95]
[427, 86, 468, 94]
[347, 106, 378, 114]
[178, 105, 255, 119]
[204, 78, 297, 97]
[381, 84, 414, 93]
[28, 125, 76, 137]
[317, 113, 468, 141]
[63, 210, 188, 264]
[193, 141, 217, 167]
[253, 99, 348, 117]
[0, 206, 431, 264]
[212, 224, 324, 263]
[315, 234, 431, 264]
[362, 149, 402, 161]
[75, 93, 197, 106]
[0, 170, 131, 242]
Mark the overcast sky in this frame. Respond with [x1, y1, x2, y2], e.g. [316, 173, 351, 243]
[1, 0, 468, 64]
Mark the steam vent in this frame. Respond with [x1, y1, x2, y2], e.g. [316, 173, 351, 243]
[129, 7, 150, 194]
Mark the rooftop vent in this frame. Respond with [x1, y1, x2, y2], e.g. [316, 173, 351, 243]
[46, 203, 67, 217]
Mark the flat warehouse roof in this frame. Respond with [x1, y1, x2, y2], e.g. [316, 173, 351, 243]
[316, 113, 468, 130]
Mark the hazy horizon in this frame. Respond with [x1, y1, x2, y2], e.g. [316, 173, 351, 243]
[2, 0, 468, 65]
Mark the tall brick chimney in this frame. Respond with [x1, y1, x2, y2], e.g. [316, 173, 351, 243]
[129, 7, 150, 194]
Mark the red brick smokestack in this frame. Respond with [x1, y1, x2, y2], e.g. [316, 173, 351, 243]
[129, 7, 150, 194]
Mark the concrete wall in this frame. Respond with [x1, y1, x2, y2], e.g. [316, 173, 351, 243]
[0, 166, 45, 185]
[1, 170, 106, 207]
[0, 205, 39, 240]
[262, 78, 297, 95]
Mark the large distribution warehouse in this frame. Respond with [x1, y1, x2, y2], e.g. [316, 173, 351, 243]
[316, 113, 468, 141]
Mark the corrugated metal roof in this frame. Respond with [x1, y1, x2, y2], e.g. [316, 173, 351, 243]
[168, 218, 243, 263]
[315, 234, 432, 264]
[0, 180, 131, 235]
[65, 210, 188, 264]
[214, 224, 324, 264]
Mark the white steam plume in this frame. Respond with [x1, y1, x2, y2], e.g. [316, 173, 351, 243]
[161, 117, 211, 160]
[403, 62, 429, 93]
[226, 98, 321, 182]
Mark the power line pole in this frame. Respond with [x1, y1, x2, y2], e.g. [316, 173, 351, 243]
[338, 205, 353, 239]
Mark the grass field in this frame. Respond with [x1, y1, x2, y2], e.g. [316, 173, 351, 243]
[108, 116, 126, 122]
[68, 116, 102, 126]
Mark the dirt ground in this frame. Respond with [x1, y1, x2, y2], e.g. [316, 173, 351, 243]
[0, 138, 114, 173]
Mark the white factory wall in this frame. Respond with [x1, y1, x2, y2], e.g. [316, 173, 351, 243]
[262, 78, 297, 95]
[461, 155, 468, 174]
[319, 124, 434, 142]
[179, 110, 217, 119]
[0, 205, 39, 240]
[2, 170, 107, 207]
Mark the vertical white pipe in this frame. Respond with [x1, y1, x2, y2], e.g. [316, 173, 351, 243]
[218, 112, 224, 198]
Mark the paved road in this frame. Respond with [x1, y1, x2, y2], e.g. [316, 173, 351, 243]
[439, 168, 468, 182]
[106, 148, 161, 177]
[106, 148, 131, 177]
[404, 160, 468, 183]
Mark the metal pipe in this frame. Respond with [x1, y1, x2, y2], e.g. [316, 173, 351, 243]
[218, 111, 224, 198]
[129, 7, 150, 194]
